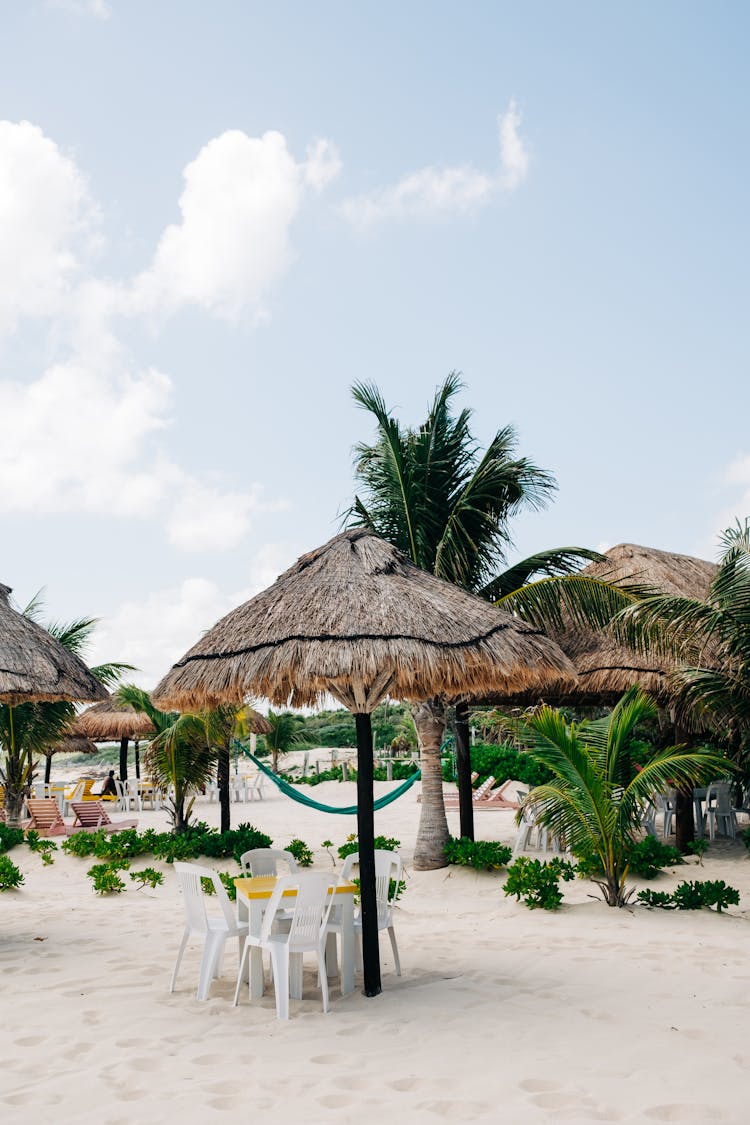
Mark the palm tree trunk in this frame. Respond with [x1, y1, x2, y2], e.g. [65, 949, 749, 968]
[217, 746, 230, 834]
[454, 701, 474, 841]
[412, 699, 449, 870]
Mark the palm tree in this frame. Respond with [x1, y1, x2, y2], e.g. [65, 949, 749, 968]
[345, 376, 633, 869]
[0, 606, 131, 827]
[510, 688, 727, 905]
[265, 709, 301, 773]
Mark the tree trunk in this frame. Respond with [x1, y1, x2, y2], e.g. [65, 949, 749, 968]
[412, 699, 450, 870]
[454, 700, 474, 842]
[674, 722, 695, 853]
[272, 747, 279, 773]
[354, 712, 381, 997]
[44, 753, 52, 784]
[218, 745, 231, 834]
[119, 736, 129, 782]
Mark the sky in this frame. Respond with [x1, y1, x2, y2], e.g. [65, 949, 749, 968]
[1, 1, 748, 689]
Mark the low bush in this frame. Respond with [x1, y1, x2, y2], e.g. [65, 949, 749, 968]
[627, 836, 683, 879]
[503, 856, 576, 911]
[637, 879, 740, 913]
[129, 868, 164, 890]
[0, 824, 24, 853]
[338, 834, 401, 861]
[0, 855, 24, 890]
[687, 838, 710, 865]
[444, 836, 512, 871]
[25, 831, 57, 866]
[63, 823, 272, 865]
[443, 743, 553, 788]
[285, 838, 314, 867]
[87, 862, 128, 895]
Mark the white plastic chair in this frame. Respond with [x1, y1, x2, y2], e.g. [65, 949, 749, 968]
[247, 772, 265, 801]
[329, 850, 402, 978]
[655, 790, 675, 839]
[232, 872, 337, 1019]
[171, 863, 248, 1001]
[239, 848, 299, 876]
[703, 781, 738, 840]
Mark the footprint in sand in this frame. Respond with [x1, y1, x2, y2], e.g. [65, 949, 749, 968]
[13, 1036, 46, 1048]
[644, 1106, 731, 1122]
[310, 1054, 342, 1065]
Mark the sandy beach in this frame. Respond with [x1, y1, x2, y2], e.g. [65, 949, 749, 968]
[3, 777, 750, 1125]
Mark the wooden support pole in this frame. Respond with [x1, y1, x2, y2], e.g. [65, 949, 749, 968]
[455, 700, 474, 842]
[354, 711, 382, 998]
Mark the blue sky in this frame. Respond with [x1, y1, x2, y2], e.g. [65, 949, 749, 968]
[1, 1, 748, 686]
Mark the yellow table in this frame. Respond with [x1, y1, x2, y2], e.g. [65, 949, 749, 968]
[234, 875, 357, 999]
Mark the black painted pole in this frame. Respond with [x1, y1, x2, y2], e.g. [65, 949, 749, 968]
[354, 711, 382, 997]
[134, 742, 141, 780]
[455, 700, 474, 841]
[119, 736, 129, 782]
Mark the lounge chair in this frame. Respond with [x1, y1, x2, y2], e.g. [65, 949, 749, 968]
[417, 771, 480, 804]
[70, 801, 138, 833]
[24, 798, 71, 837]
[441, 777, 522, 811]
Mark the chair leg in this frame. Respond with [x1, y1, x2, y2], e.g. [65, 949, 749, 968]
[387, 925, 401, 977]
[233, 938, 251, 1007]
[197, 934, 223, 1001]
[269, 944, 290, 1019]
[289, 952, 303, 1000]
[317, 949, 330, 1013]
[170, 929, 189, 993]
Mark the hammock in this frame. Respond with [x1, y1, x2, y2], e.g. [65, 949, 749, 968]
[246, 751, 421, 814]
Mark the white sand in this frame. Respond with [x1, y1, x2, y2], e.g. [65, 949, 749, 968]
[3, 780, 750, 1124]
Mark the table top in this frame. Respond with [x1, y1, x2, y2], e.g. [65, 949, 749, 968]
[234, 875, 356, 899]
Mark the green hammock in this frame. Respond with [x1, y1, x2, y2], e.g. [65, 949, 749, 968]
[246, 751, 421, 814]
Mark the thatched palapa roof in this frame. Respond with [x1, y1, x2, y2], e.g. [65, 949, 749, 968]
[0, 583, 108, 704]
[154, 530, 577, 712]
[503, 543, 717, 706]
[73, 699, 157, 741]
[45, 736, 99, 757]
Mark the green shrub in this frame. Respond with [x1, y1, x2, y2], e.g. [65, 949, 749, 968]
[627, 836, 683, 879]
[349, 875, 406, 904]
[687, 838, 710, 865]
[62, 830, 104, 857]
[503, 857, 576, 911]
[444, 836, 513, 871]
[0, 824, 24, 852]
[285, 838, 313, 867]
[0, 855, 24, 890]
[64, 823, 273, 865]
[338, 834, 401, 861]
[87, 862, 128, 894]
[129, 868, 164, 890]
[25, 831, 57, 866]
[218, 871, 238, 900]
[443, 744, 553, 788]
[638, 879, 740, 913]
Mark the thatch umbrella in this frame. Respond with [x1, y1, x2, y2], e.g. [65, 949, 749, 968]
[154, 529, 576, 997]
[0, 583, 108, 704]
[489, 544, 717, 707]
[73, 698, 157, 781]
[41, 736, 98, 784]
[0, 581, 107, 825]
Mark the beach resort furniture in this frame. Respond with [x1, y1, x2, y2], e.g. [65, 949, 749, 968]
[654, 790, 676, 840]
[172, 863, 249, 1002]
[24, 798, 71, 837]
[512, 794, 562, 856]
[239, 848, 299, 877]
[232, 872, 338, 1019]
[445, 777, 521, 811]
[328, 850, 402, 979]
[701, 781, 739, 840]
[234, 874, 357, 1002]
[69, 801, 138, 833]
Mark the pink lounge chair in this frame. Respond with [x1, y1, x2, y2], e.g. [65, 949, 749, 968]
[70, 801, 138, 833]
[24, 798, 71, 837]
[442, 777, 521, 811]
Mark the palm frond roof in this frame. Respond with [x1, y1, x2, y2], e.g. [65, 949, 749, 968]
[0, 583, 108, 704]
[153, 529, 577, 711]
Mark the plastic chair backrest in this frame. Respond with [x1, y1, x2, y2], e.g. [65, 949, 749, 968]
[339, 850, 401, 926]
[261, 873, 336, 947]
[240, 848, 298, 876]
[706, 781, 732, 813]
[174, 862, 236, 932]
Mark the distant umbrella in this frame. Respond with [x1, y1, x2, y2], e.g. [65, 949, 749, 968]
[73, 697, 157, 781]
[154, 530, 576, 997]
[41, 736, 98, 784]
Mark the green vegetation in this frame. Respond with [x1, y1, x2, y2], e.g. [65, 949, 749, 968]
[443, 836, 512, 871]
[638, 880, 740, 912]
[25, 830, 57, 866]
[0, 854, 24, 890]
[285, 838, 314, 867]
[87, 861, 128, 894]
[129, 868, 164, 890]
[687, 838, 710, 865]
[443, 743, 553, 788]
[0, 823, 24, 852]
[337, 834, 401, 861]
[574, 835, 683, 881]
[62, 822, 272, 864]
[503, 857, 576, 911]
[508, 688, 726, 906]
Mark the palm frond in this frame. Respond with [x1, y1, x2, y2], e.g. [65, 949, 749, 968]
[497, 574, 645, 631]
[480, 547, 605, 601]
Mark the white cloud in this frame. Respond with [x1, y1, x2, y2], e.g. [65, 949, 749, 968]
[342, 100, 529, 226]
[88, 546, 289, 687]
[132, 129, 341, 321]
[0, 121, 97, 333]
[165, 481, 287, 552]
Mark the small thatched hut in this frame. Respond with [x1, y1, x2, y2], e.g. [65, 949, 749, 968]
[73, 698, 157, 781]
[41, 736, 98, 783]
